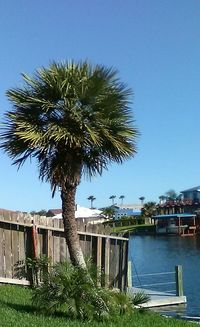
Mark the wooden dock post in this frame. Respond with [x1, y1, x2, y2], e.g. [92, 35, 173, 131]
[127, 260, 132, 288]
[175, 265, 183, 296]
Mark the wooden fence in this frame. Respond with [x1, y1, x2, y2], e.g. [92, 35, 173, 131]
[0, 211, 128, 290]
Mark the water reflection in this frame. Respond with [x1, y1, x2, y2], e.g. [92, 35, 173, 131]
[129, 235, 200, 316]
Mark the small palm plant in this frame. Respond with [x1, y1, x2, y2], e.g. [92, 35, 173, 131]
[32, 260, 150, 321]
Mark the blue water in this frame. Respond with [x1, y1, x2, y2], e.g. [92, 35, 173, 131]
[129, 235, 200, 317]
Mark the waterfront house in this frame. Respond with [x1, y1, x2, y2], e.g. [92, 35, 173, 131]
[180, 186, 200, 202]
[157, 186, 200, 216]
[152, 213, 199, 236]
[50, 205, 108, 224]
[113, 204, 142, 220]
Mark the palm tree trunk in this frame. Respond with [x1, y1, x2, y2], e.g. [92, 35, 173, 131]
[61, 185, 86, 268]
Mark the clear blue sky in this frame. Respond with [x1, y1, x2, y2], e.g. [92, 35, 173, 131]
[0, 0, 200, 211]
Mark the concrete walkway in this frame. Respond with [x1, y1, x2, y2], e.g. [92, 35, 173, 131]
[129, 287, 187, 308]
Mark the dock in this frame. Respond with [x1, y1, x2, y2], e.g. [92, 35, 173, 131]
[127, 262, 187, 308]
[129, 287, 187, 308]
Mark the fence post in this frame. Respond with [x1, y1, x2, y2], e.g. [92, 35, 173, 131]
[127, 260, 132, 288]
[105, 238, 110, 287]
[96, 236, 102, 287]
[31, 219, 38, 258]
[175, 265, 183, 296]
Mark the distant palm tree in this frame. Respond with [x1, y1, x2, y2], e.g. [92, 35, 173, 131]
[165, 189, 178, 201]
[0, 61, 138, 269]
[87, 195, 96, 209]
[139, 196, 145, 206]
[119, 195, 125, 205]
[159, 195, 166, 204]
[101, 206, 115, 219]
[141, 202, 157, 218]
[109, 195, 116, 206]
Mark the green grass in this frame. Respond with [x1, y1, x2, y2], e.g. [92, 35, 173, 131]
[0, 285, 196, 327]
[112, 224, 155, 234]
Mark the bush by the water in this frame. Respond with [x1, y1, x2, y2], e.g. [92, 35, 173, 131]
[27, 258, 149, 321]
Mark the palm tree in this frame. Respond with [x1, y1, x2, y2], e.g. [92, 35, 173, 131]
[0, 61, 138, 269]
[87, 195, 96, 209]
[141, 202, 157, 218]
[109, 195, 116, 206]
[159, 195, 166, 204]
[101, 206, 115, 219]
[139, 196, 145, 206]
[119, 195, 125, 206]
[165, 189, 178, 201]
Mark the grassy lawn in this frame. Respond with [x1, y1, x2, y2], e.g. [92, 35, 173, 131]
[0, 285, 196, 327]
[112, 224, 155, 234]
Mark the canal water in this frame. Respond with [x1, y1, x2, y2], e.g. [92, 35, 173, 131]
[129, 235, 200, 317]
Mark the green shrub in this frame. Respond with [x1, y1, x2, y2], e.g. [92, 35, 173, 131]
[32, 260, 109, 320]
[14, 255, 51, 287]
[32, 260, 149, 321]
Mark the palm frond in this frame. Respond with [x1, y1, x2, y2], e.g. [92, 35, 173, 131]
[0, 60, 139, 195]
[131, 292, 150, 306]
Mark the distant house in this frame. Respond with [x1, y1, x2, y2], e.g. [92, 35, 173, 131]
[181, 186, 200, 202]
[152, 213, 198, 236]
[113, 204, 142, 220]
[47, 209, 62, 217]
[49, 205, 108, 224]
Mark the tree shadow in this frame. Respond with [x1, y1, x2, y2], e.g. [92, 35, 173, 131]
[0, 300, 71, 320]
[0, 300, 37, 314]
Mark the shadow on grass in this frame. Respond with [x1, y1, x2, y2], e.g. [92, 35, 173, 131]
[0, 300, 37, 314]
[0, 300, 72, 320]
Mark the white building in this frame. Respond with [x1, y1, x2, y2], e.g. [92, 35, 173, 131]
[53, 205, 108, 224]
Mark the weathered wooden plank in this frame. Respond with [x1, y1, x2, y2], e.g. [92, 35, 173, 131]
[105, 238, 110, 287]
[85, 235, 92, 258]
[0, 218, 5, 278]
[127, 260, 132, 288]
[11, 214, 19, 278]
[53, 219, 60, 264]
[115, 240, 120, 288]
[96, 236, 102, 286]
[0, 276, 30, 285]
[23, 213, 32, 225]
[60, 233, 67, 262]
[115, 240, 128, 291]
[33, 215, 40, 226]
[39, 216, 48, 227]
[121, 240, 128, 291]
[59, 219, 64, 230]
[0, 219, 32, 228]
[4, 222, 12, 278]
[109, 238, 117, 287]
[37, 229, 43, 257]
[96, 236, 102, 269]
[79, 233, 86, 258]
[46, 218, 53, 260]
[18, 216, 26, 261]
[176, 265, 184, 296]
